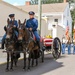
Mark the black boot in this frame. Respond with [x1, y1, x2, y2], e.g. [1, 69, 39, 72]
[36, 41, 40, 49]
[0, 43, 4, 49]
[0, 39, 5, 49]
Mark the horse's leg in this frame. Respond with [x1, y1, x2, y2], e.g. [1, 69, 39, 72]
[32, 59, 34, 67]
[23, 52, 26, 70]
[10, 52, 13, 70]
[36, 51, 39, 66]
[36, 58, 38, 66]
[6, 52, 9, 71]
[36, 50, 39, 66]
[31, 51, 34, 67]
[28, 51, 31, 69]
[14, 53, 18, 67]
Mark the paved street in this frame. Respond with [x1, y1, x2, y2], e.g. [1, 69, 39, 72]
[0, 49, 75, 75]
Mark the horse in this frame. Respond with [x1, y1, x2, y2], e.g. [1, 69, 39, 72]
[5, 18, 19, 71]
[18, 19, 41, 69]
[17, 19, 27, 70]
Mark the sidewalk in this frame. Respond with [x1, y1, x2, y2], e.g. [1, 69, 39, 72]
[0, 49, 7, 64]
[0, 45, 74, 65]
[0, 49, 24, 65]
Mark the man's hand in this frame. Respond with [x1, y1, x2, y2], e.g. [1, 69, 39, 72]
[29, 28, 32, 31]
[14, 25, 16, 28]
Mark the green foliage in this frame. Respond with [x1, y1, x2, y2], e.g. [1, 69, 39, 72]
[30, 0, 63, 4]
[30, 0, 75, 4]
[71, 9, 75, 36]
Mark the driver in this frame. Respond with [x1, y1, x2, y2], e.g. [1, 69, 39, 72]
[0, 14, 18, 49]
[26, 11, 40, 48]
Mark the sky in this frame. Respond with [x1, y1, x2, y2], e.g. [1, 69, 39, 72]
[3, 0, 30, 6]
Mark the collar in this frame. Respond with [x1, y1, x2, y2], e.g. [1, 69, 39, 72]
[29, 18, 34, 20]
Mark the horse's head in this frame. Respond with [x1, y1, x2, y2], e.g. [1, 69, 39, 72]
[18, 19, 26, 41]
[5, 18, 15, 50]
[6, 18, 14, 40]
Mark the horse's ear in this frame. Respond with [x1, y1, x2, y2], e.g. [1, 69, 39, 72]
[23, 19, 26, 26]
[7, 18, 10, 25]
[18, 20, 21, 26]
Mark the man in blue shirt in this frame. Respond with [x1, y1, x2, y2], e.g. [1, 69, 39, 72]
[26, 11, 40, 48]
[0, 14, 18, 49]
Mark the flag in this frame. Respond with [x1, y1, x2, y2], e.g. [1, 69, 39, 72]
[65, 20, 69, 40]
[66, 20, 69, 30]
[73, 25, 75, 40]
[65, 21, 69, 35]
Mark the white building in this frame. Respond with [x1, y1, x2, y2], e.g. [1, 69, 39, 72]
[18, 2, 72, 40]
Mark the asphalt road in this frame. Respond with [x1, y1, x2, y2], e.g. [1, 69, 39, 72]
[0, 52, 75, 75]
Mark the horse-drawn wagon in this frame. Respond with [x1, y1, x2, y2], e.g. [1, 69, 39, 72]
[2, 19, 61, 71]
[43, 36, 61, 59]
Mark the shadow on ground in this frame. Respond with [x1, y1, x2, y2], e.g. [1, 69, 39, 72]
[0, 54, 64, 75]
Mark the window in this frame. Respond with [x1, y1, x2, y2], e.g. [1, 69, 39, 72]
[54, 19, 58, 22]
[67, 8, 69, 16]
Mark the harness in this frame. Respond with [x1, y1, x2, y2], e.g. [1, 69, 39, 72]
[5, 32, 17, 45]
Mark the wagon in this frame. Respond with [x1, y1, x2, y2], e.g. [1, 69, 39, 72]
[42, 37, 61, 59]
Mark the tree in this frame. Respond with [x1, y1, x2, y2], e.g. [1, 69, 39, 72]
[70, 8, 75, 37]
[30, 0, 75, 5]
[30, 0, 63, 5]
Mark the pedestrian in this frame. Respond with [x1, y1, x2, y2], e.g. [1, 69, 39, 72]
[67, 36, 71, 54]
[61, 35, 66, 54]
[73, 39, 75, 54]
[73, 44, 75, 54]
[73, 28, 75, 54]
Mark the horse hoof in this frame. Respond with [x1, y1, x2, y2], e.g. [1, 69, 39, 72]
[5, 68, 9, 72]
[15, 65, 17, 67]
[10, 68, 13, 71]
[23, 67, 26, 70]
[36, 64, 38, 66]
[27, 67, 31, 70]
[31, 65, 34, 67]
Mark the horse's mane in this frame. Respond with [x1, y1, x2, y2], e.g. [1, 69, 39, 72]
[24, 27, 31, 42]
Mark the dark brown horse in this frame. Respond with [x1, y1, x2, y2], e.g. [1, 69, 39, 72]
[5, 18, 18, 71]
[18, 19, 40, 69]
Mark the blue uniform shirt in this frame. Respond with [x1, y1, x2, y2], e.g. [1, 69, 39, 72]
[10, 20, 18, 27]
[26, 18, 38, 31]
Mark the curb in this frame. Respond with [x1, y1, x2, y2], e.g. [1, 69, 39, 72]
[0, 58, 23, 65]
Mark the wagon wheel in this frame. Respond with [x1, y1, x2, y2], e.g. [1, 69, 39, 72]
[52, 37, 61, 59]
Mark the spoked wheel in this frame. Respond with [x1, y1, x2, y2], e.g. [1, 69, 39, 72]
[52, 37, 61, 59]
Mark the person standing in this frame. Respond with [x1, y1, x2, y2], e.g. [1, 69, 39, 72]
[73, 28, 75, 54]
[67, 36, 71, 54]
[65, 24, 71, 54]
[61, 35, 66, 54]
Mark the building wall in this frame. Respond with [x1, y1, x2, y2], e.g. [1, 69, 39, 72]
[41, 20, 47, 37]
[46, 16, 64, 38]
[46, 3, 72, 39]
[48, 16, 62, 27]
[63, 3, 72, 33]
[57, 25, 65, 41]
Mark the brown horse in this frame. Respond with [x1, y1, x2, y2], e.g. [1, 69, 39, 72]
[18, 19, 40, 69]
[5, 18, 19, 71]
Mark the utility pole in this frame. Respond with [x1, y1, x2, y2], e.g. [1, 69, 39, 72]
[38, 0, 42, 35]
